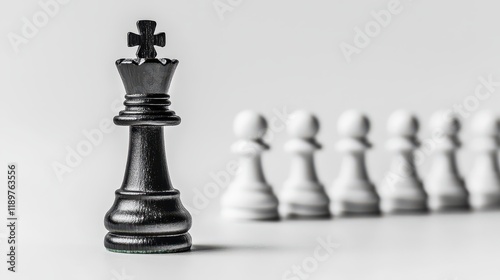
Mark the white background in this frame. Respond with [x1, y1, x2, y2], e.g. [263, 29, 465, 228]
[2, 0, 500, 279]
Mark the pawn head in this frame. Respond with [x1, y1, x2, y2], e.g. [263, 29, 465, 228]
[337, 110, 370, 138]
[387, 110, 419, 137]
[430, 110, 460, 135]
[287, 110, 319, 139]
[471, 110, 500, 136]
[234, 110, 268, 140]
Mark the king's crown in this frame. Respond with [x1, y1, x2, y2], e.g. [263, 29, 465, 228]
[114, 20, 181, 126]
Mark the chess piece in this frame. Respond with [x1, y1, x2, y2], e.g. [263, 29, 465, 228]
[467, 110, 500, 210]
[329, 110, 379, 216]
[379, 110, 427, 213]
[426, 110, 468, 211]
[280, 110, 330, 218]
[104, 20, 192, 253]
[220, 110, 279, 220]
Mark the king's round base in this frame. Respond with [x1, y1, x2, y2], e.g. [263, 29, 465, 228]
[104, 233, 192, 254]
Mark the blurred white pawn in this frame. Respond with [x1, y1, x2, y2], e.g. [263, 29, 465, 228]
[426, 110, 468, 211]
[379, 110, 427, 213]
[280, 111, 330, 218]
[466, 110, 500, 210]
[220, 110, 279, 220]
[329, 110, 379, 216]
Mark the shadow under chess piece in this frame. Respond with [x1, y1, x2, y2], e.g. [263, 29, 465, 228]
[280, 110, 330, 218]
[467, 110, 500, 210]
[426, 110, 469, 211]
[379, 110, 427, 214]
[220, 110, 279, 220]
[329, 110, 380, 216]
[104, 20, 192, 253]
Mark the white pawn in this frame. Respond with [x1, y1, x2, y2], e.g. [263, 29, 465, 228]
[466, 110, 500, 210]
[329, 110, 379, 215]
[221, 110, 279, 220]
[426, 110, 468, 211]
[280, 111, 330, 218]
[379, 110, 427, 213]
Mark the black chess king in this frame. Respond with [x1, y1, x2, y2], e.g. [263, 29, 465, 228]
[104, 20, 192, 253]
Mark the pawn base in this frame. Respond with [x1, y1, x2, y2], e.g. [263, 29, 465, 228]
[428, 196, 469, 212]
[221, 208, 279, 221]
[221, 181, 279, 221]
[280, 204, 330, 219]
[280, 182, 330, 219]
[105, 233, 192, 254]
[330, 187, 380, 216]
[381, 199, 428, 214]
[331, 201, 380, 216]
[470, 194, 500, 210]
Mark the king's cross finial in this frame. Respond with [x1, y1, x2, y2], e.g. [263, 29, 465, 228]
[127, 20, 166, 59]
